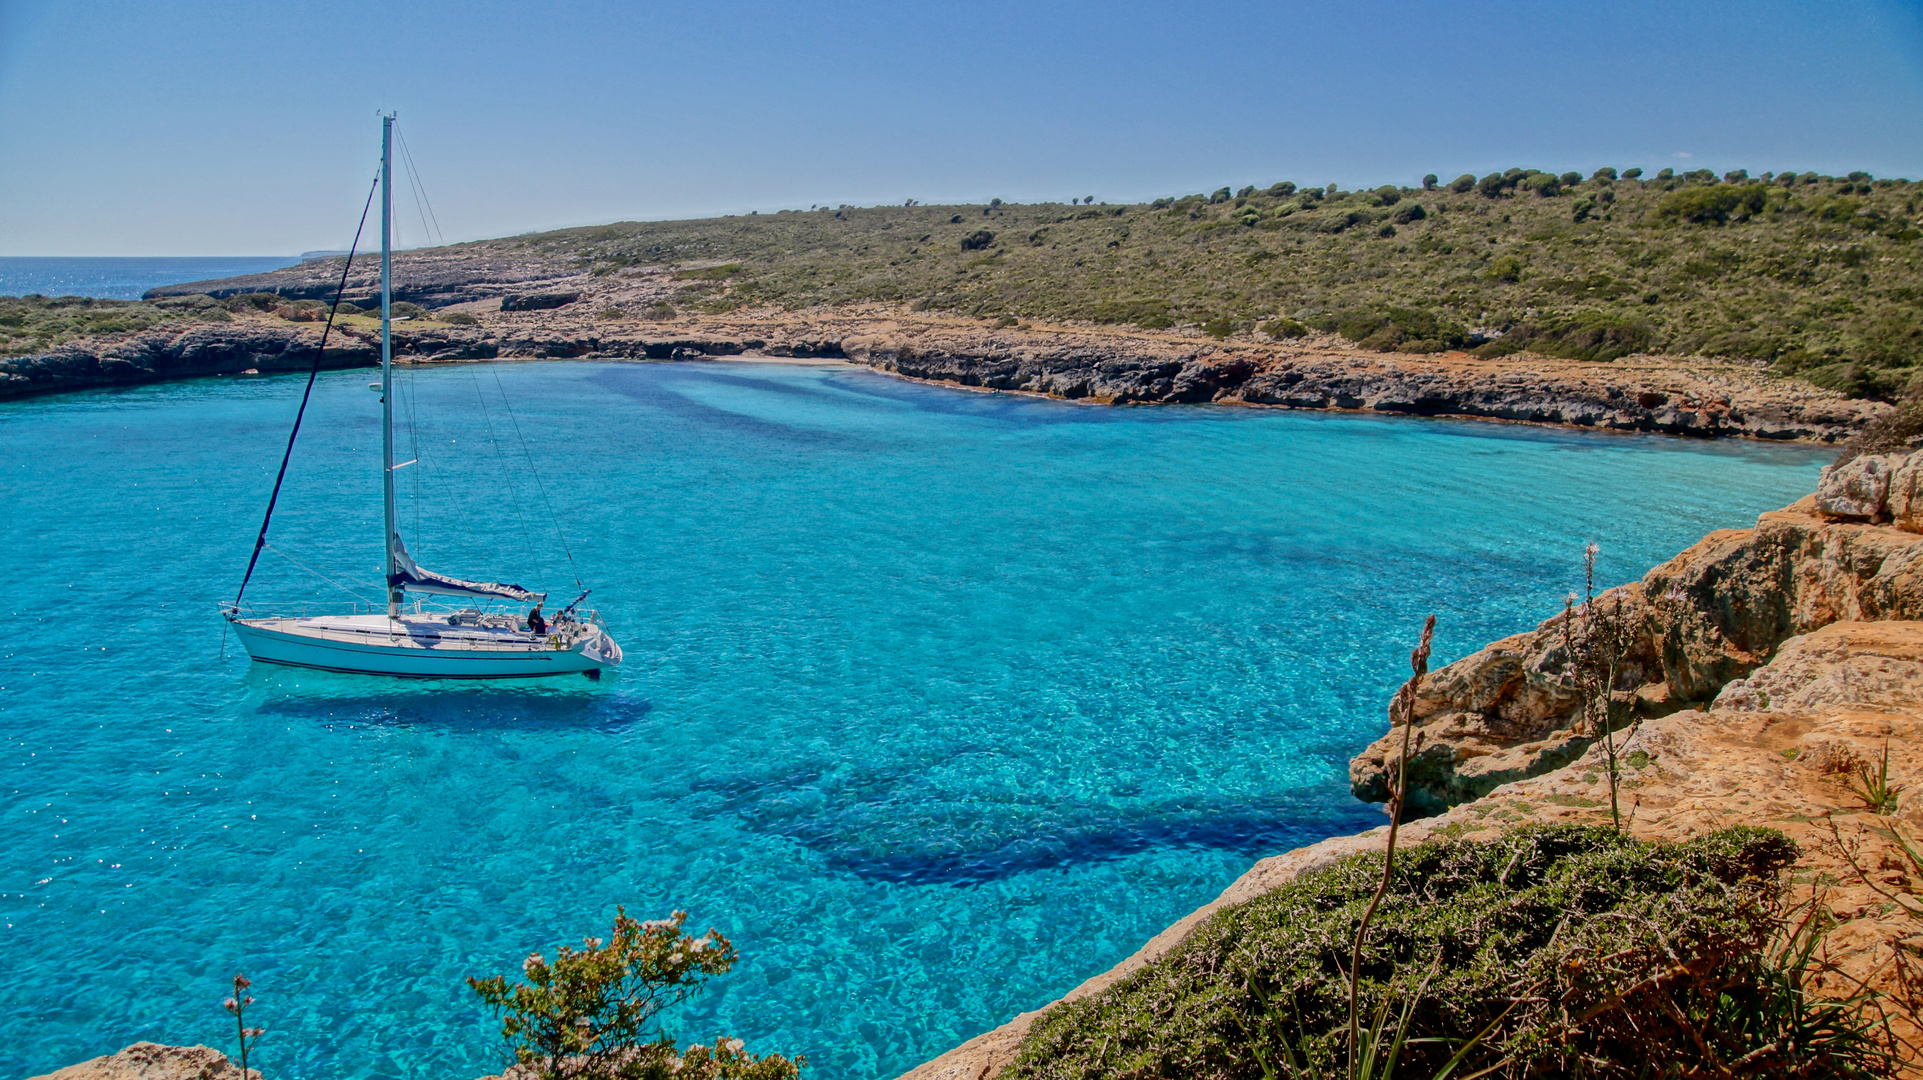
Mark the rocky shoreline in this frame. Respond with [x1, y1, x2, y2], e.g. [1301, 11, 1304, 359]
[0, 303, 1884, 444]
[899, 461, 1923, 1080]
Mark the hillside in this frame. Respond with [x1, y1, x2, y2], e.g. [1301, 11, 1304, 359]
[487, 166, 1923, 398]
[8, 167, 1918, 400]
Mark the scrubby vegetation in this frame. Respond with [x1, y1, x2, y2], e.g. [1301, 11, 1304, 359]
[1003, 826, 1894, 1079]
[14, 168, 1923, 398]
[484, 168, 1923, 397]
[0, 289, 478, 359]
[0, 293, 229, 358]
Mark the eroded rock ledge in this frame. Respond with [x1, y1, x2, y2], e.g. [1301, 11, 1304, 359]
[2, 302, 1883, 446]
[1351, 451, 1923, 817]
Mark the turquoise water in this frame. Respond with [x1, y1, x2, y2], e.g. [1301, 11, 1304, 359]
[1, 361, 1825, 1079]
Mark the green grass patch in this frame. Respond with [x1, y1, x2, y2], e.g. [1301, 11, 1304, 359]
[1003, 826, 1884, 1079]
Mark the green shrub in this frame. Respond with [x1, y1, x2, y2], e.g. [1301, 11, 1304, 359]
[1334, 307, 1469, 352]
[390, 301, 428, 318]
[1476, 312, 1654, 362]
[225, 292, 285, 312]
[1210, 187, 1233, 204]
[1800, 361, 1906, 401]
[1421, 174, 1438, 190]
[1003, 827, 1887, 1080]
[1263, 317, 1310, 339]
[959, 229, 996, 251]
[1201, 314, 1233, 339]
[1591, 167, 1617, 181]
[1392, 203, 1426, 224]
[1622, 167, 1642, 179]
[469, 908, 802, 1080]
[1559, 171, 1581, 186]
[440, 312, 480, 325]
[1089, 298, 1172, 328]
[1484, 255, 1525, 282]
[1520, 173, 1562, 197]
[1448, 173, 1476, 193]
[1658, 183, 1771, 224]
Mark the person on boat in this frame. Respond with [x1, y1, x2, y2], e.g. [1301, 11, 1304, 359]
[527, 603, 547, 636]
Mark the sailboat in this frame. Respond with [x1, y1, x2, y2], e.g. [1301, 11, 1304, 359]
[225, 114, 622, 679]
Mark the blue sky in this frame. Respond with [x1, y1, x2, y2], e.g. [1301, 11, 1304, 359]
[2, 0, 1919, 255]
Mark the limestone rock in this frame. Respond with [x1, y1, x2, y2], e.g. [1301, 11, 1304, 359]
[29, 1043, 255, 1080]
[1815, 453, 1904, 520]
[1351, 497, 1923, 815]
[1891, 455, 1923, 532]
[1713, 620, 1923, 715]
[500, 291, 582, 312]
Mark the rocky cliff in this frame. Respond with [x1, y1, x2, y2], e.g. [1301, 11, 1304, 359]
[29, 1042, 256, 1080]
[0, 322, 378, 398]
[1349, 453, 1923, 817]
[6, 293, 1883, 445]
[843, 327, 1876, 440]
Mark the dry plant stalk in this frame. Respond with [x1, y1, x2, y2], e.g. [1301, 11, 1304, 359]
[223, 974, 264, 1080]
[1561, 544, 1635, 831]
[1347, 614, 1436, 1080]
[1825, 812, 1923, 1066]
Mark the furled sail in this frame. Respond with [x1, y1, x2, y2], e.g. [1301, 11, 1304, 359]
[388, 535, 545, 604]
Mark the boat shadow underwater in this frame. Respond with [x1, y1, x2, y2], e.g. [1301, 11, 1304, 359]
[246, 676, 652, 732]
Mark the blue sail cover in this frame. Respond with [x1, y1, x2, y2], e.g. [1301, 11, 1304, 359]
[388, 535, 545, 604]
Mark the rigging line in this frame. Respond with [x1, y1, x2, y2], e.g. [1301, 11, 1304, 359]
[230, 173, 381, 614]
[401, 365, 424, 543]
[490, 364, 582, 588]
[263, 543, 379, 604]
[395, 127, 444, 247]
[468, 365, 540, 568]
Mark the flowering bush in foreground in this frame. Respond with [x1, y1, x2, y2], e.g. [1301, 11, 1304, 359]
[468, 908, 802, 1080]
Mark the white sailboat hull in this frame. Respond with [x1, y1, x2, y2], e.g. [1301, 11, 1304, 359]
[229, 613, 622, 679]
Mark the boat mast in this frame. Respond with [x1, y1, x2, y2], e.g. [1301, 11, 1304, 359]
[381, 112, 399, 619]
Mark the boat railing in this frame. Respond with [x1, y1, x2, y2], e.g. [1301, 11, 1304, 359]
[223, 600, 611, 629]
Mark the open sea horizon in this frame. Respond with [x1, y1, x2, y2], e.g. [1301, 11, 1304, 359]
[0, 256, 300, 300]
[1, 360, 1830, 1079]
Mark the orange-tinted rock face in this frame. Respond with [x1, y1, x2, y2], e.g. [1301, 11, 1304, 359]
[1353, 497, 1923, 816]
[29, 1042, 254, 1080]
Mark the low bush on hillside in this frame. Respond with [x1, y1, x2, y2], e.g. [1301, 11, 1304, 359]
[1004, 826, 1889, 1080]
[0, 294, 228, 358]
[1327, 306, 1472, 353]
[1475, 312, 1655, 363]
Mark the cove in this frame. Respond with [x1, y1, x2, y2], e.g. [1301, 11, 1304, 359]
[0, 360, 1827, 1080]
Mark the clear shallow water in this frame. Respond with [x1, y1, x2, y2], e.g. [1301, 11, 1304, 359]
[0, 256, 298, 300]
[1, 361, 1826, 1079]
